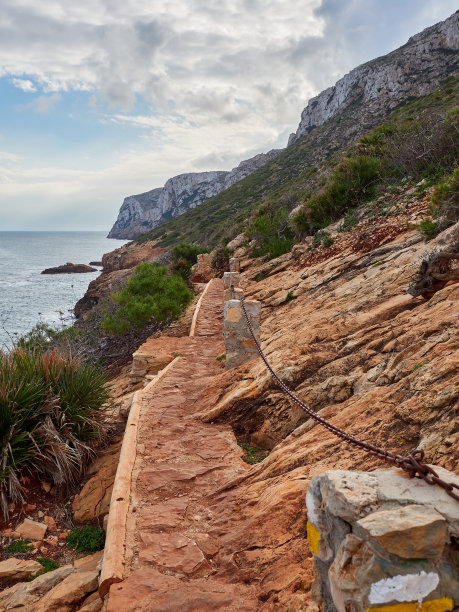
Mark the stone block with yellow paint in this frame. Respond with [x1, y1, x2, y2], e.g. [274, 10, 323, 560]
[306, 467, 459, 611]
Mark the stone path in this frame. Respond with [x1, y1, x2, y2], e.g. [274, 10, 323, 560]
[106, 278, 258, 611]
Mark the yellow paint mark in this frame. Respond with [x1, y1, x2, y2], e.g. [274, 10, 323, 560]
[306, 521, 320, 556]
[366, 597, 453, 612]
[226, 306, 242, 323]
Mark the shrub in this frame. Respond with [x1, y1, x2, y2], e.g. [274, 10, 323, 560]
[212, 246, 234, 273]
[66, 525, 105, 553]
[417, 218, 439, 241]
[26, 558, 60, 581]
[0, 348, 110, 518]
[102, 263, 193, 334]
[238, 442, 269, 464]
[246, 206, 295, 259]
[170, 243, 209, 279]
[295, 156, 381, 233]
[429, 168, 459, 229]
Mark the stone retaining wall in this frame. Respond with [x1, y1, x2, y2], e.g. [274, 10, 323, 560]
[306, 467, 459, 611]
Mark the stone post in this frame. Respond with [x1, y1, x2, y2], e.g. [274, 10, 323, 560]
[223, 271, 240, 301]
[306, 467, 459, 611]
[229, 257, 240, 272]
[223, 299, 261, 369]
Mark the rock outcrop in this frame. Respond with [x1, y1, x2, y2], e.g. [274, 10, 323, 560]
[41, 263, 97, 274]
[289, 11, 458, 144]
[108, 150, 281, 239]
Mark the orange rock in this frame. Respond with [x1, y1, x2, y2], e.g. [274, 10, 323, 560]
[16, 518, 47, 540]
[44, 515, 58, 532]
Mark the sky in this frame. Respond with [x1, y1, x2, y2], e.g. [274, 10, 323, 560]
[0, 0, 457, 232]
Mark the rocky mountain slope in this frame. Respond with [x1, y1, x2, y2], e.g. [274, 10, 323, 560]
[289, 10, 458, 144]
[108, 150, 280, 239]
[109, 11, 457, 243]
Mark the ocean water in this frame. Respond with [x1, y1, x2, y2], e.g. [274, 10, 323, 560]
[0, 232, 127, 348]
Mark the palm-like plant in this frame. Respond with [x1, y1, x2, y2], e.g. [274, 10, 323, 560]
[0, 348, 111, 519]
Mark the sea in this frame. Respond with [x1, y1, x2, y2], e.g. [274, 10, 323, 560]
[0, 232, 128, 349]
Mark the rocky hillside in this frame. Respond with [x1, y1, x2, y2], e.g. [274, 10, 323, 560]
[109, 11, 458, 244]
[108, 150, 280, 239]
[289, 10, 458, 143]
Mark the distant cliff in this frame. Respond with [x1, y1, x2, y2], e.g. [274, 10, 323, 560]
[288, 10, 458, 144]
[108, 150, 280, 239]
[109, 11, 458, 241]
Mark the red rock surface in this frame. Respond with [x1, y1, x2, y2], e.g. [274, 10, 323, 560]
[105, 203, 457, 609]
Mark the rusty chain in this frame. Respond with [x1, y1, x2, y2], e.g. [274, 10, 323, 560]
[239, 296, 459, 502]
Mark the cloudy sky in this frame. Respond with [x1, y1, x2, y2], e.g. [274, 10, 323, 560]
[0, 0, 457, 232]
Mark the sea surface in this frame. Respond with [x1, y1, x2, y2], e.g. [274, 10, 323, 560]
[0, 232, 127, 348]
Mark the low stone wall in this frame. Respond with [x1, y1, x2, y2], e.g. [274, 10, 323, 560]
[306, 467, 459, 611]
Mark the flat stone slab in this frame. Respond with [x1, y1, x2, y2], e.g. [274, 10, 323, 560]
[107, 568, 258, 612]
[139, 532, 206, 574]
[0, 557, 42, 580]
[138, 498, 188, 531]
[138, 463, 217, 492]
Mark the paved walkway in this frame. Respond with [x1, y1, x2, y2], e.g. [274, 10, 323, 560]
[107, 279, 258, 611]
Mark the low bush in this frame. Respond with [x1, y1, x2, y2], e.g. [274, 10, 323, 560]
[293, 155, 381, 233]
[0, 348, 110, 518]
[26, 558, 60, 581]
[429, 168, 459, 229]
[417, 168, 459, 240]
[246, 205, 294, 259]
[66, 525, 105, 553]
[170, 243, 209, 279]
[5, 539, 33, 554]
[212, 246, 234, 273]
[102, 263, 193, 334]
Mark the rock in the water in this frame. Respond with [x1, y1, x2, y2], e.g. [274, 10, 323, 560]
[41, 263, 97, 274]
[16, 517, 48, 540]
[89, 261, 103, 266]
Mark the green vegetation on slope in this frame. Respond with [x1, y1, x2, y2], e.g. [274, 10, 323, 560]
[102, 262, 193, 334]
[135, 77, 459, 251]
[170, 242, 209, 279]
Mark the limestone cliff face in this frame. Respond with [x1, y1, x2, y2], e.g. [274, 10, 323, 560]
[108, 150, 280, 239]
[289, 10, 458, 144]
[109, 11, 458, 241]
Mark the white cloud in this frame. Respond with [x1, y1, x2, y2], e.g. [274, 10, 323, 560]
[0, 151, 23, 162]
[0, 0, 457, 230]
[10, 78, 37, 92]
[25, 93, 61, 114]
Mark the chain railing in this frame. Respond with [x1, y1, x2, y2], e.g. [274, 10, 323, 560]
[240, 296, 459, 502]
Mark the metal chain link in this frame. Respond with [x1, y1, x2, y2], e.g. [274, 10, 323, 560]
[240, 296, 459, 502]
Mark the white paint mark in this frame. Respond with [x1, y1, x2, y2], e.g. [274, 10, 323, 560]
[306, 490, 320, 527]
[369, 571, 439, 604]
